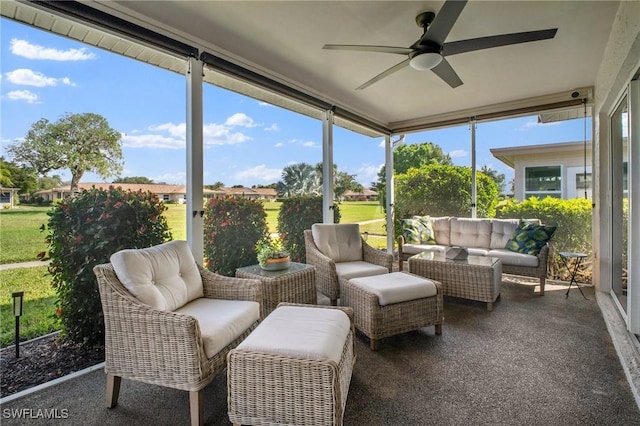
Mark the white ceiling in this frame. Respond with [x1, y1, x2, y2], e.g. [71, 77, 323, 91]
[3, 1, 620, 134]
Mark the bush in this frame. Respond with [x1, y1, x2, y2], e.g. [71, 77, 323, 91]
[394, 165, 498, 237]
[277, 196, 341, 262]
[203, 197, 269, 276]
[496, 197, 593, 281]
[43, 186, 171, 346]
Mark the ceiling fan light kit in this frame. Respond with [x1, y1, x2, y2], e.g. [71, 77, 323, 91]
[323, 0, 558, 90]
[409, 52, 443, 70]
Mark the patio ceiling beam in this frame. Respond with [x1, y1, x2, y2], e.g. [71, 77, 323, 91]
[199, 52, 391, 136]
[29, 0, 198, 58]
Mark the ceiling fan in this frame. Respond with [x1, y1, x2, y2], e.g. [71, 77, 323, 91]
[323, 0, 558, 90]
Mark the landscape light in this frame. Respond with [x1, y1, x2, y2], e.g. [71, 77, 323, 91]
[12, 291, 24, 358]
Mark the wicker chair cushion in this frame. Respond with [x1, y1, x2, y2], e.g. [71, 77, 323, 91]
[349, 272, 438, 306]
[174, 298, 260, 358]
[110, 240, 203, 311]
[236, 305, 350, 363]
[311, 223, 363, 263]
[336, 261, 389, 280]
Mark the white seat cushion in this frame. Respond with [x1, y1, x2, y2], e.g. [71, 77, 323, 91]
[236, 305, 351, 363]
[487, 249, 539, 268]
[349, 272, 438, 306]
[467, 247, 490, 257]
[336, 261, 389, 280]
[175, 298, 260, 358]
[401, 244, 447, 255]
[110, 240, 203, 311]
[311, 223, 363, 262]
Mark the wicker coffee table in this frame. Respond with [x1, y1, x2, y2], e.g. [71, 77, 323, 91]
[408, 251, 502, 311]
[235, 262, 316, 315]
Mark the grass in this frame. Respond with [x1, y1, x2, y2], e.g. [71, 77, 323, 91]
[0, 206, 50, 264]
[0, 266, 58, 348]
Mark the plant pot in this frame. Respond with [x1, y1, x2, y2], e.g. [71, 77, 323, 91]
[260, 256, 291, 271]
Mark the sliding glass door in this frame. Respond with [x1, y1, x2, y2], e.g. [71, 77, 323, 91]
[611, 95, 629, 312]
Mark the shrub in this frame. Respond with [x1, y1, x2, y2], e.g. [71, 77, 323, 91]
[277, 196, 341, 262]
[394, 165, 498, 237]
[43, 186, 171, 346]
[203, 196, 269, 276]
[496, 197, 593, 281]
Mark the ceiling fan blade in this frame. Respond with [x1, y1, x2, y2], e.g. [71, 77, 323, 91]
[356, 58, 411, 90]
[431, 58, 463, 88]
[323, 44, 413, 55]
[443, 28, 558, 56]
[416, 0, 468, 47]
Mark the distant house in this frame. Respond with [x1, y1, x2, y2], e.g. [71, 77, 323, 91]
[0, 187, 19, 208]
[35, 183, 278, 203]
[343, 189, 378, 201]
[491, 141, 592, 200]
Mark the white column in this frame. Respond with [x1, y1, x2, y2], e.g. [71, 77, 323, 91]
[628, 79, 640, 334]
[322, 109, 334, 223]
[186, 57, 204, 263]
[470, 118, 477, 218]
[385, 134, 394, 254]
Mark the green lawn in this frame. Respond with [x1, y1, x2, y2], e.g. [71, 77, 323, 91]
[0, 266, 58, 347]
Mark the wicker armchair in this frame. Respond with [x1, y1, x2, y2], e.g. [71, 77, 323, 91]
[304, 223, 393, 305]
[93, 241, 262, 426]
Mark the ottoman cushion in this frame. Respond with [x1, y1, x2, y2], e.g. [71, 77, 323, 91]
[349, 272, 438, 306]
[236, 305, 350, 363]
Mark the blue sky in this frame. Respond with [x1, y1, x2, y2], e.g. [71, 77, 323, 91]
[1, 18, 589, 189]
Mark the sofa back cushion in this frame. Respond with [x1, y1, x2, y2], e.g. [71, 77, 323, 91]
[450, 218, 491, 248]
[490, 219, 520, 249]
[110, 240, 204, 311]
[414, 216, 451, 245]
[311, 223, 362, 263]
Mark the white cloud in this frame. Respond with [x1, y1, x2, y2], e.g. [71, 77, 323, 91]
[6, 90, 39, 104]
[378, 139, 386, 148]
[5, 68, 75, 87]
[121, 133, 184, 149]
[152, 172, 186, 185]
[225, 112, 259, 127]
[521, 119, 561, 129]
[126, 121, 251, 148]
[258, 101, 275, 107]
[10, 38, 96, 61]
[449, 149, 467, 158]
[234, 165, 282, 182]
[356, 164, 380, 181]
[274, 142, 284, 147]
[203, 123, 252, 145]
[264, 123, 279, 131]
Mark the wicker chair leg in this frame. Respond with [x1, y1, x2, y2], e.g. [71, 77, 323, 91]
[190, 390, 204, 426]
[370, 338, 379, 351]
[106, 374, 121, 408]
[435, 323, 443, 335]
[540, 277, 546, 296]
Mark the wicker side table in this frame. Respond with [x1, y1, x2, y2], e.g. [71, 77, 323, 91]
[236, 262, 317, 316]
[409, 251, 502, 311]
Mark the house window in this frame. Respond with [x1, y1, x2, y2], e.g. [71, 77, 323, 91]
[524, 166, 561, 199]
[163, 194, 169, 202]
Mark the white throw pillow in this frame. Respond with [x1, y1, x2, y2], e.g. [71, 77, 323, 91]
[110, 240, 204, 311]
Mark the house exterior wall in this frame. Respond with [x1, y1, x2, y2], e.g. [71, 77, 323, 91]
[513, 152, 592, 200]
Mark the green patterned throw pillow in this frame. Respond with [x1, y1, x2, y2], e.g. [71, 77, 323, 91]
[505, 221, 557, 256]
[401, 218, 424, 244]
[415, 215, 437, 244]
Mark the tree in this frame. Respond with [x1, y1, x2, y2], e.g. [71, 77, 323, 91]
[479, 165, 506, 194]
[373, 142, 453, 191]
[113, 176, 154, 184]
[205, 181, 225, 190]
[38, 175, 63, 191]
[7, 113, 123, 192]
[0, 157, 38, 195]
[276, 163, 320, 197]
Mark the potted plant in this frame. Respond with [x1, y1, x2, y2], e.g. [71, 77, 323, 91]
[256, 237, 290, 271]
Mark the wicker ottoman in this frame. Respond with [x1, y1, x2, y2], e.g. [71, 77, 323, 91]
[340, 271, 443, 351]
[227, 303, 355, 426]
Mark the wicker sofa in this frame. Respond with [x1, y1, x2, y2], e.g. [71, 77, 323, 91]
[397, 217, 552, 295]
